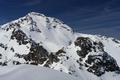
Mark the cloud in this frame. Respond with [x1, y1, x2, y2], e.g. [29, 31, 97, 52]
[22, 0, 42, 6]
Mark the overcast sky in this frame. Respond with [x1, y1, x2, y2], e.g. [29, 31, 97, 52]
[0, 0, 120, 39]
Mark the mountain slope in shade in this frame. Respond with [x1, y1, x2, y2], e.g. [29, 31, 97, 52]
[0, 64, 79, 80]
[0, 12, 120, 80]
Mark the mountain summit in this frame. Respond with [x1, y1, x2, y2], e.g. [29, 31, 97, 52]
[0, 12, 120, 80]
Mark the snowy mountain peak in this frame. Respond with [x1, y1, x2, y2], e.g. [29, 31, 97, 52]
[28, 12, 45, 16]
[0, 12, 120, 80]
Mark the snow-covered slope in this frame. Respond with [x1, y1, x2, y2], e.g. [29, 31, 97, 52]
[0, 64, 79, 80]
[0, 12, 120, 80]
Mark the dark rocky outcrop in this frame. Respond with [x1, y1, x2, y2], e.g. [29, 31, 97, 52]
[0, 43, 8, 50]
[74, 37, 120, 76]
[86, 52, 120, 76]
[11, 29, 29, 45]
[75, 37, 93, 58]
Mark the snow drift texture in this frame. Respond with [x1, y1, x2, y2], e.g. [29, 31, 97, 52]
[0, 64, 79, 80]
[0, 12, 120, 80]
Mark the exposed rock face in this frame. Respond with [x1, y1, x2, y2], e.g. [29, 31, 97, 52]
[11, 29, 29, 45]
[74, 37, 120, 76]
[75, 37, 93, 58]
[11, 29, 60, 66]
[86, 52, 119, 76]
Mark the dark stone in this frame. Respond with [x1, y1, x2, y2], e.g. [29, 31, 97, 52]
[23, 43, 49, 65]
[11, 29, 29, 45]
[66, 56, 69, 60]
[85, 52, 120, 76]
[56, 48, 66, 55]
[13, 61, 21, 65]
[2, 62, 7, 66]
[0, 43, 8, 50]
[74, 37, 120, 76]
[74, 37, 93, 58]
[0, 54, 2, 59]
[10, 47, 15, 52]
